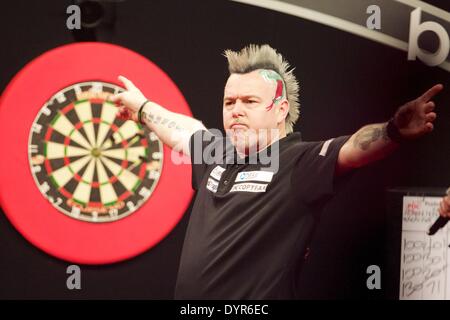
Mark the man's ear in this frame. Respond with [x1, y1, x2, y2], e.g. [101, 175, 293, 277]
[276, 99, 289, 124]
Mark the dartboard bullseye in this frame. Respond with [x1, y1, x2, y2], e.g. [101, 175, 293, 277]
[28, 81, 163, 222]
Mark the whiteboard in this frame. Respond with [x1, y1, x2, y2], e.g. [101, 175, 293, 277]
[399, 196, 450, 300]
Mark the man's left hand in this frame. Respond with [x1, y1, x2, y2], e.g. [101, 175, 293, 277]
[393, 84, 443, 139]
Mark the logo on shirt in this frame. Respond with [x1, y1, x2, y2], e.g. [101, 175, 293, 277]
[206, 177, 219, 193]
[235, 170, 274, 183]
[210, 165, 225, 181]
[230, 183, 268, 193]
[206, 166, 273, 194]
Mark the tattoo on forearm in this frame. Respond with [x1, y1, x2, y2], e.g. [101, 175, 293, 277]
[353, 124, 389, 150]
[142, 111, 183, 131]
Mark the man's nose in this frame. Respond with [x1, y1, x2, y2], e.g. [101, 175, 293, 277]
[232, 100, 245, 118]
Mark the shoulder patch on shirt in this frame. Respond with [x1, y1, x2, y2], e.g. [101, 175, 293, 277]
[319, 138, 334, 157]
[235, 170, 274, 183]
[230, 183, 268, 193]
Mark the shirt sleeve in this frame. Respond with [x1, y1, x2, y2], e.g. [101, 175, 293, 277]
[291, 135, 352, 205]
[189, 129, 223, 190]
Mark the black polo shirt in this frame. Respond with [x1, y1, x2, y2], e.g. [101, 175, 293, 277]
[174, 129, 351, 299]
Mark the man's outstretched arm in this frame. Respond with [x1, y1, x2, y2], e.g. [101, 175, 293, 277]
[335, 84, 444, 176]
[110, 76, 206, 156]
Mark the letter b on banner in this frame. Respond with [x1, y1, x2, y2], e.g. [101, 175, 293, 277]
[408, 8, 450, 66]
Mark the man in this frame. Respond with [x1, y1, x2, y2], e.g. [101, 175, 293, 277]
[111, 44, 443, 299]
[439, 189, 450, 218]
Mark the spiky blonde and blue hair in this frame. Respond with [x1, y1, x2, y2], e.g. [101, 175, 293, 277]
[224, 44, 300, 133]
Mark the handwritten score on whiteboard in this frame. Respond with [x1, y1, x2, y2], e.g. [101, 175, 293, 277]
[400, 196, 449, 300]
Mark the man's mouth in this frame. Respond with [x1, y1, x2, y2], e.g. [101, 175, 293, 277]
[230, 124, 247, 129]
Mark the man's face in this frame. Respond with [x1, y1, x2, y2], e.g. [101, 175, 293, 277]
[223, 69, 287, 152]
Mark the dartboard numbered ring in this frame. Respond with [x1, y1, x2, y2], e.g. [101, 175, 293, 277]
[29, 81, 164, 223]
[0, 43, 193, 264]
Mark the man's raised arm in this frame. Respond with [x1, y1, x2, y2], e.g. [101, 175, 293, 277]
[335, 84, 444, 176]
[110, 75, 206, 156]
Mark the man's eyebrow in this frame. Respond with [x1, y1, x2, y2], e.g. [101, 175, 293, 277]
[223, 95, 261, 101]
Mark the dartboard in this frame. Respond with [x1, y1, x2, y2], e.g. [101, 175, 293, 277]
[0, 43, 193, 264]
[28, 81, 163, 223]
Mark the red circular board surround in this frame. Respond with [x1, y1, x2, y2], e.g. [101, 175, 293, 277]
[0, 42, 193, 264]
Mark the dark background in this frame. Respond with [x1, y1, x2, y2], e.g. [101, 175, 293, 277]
[0, 0, 449, 299]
